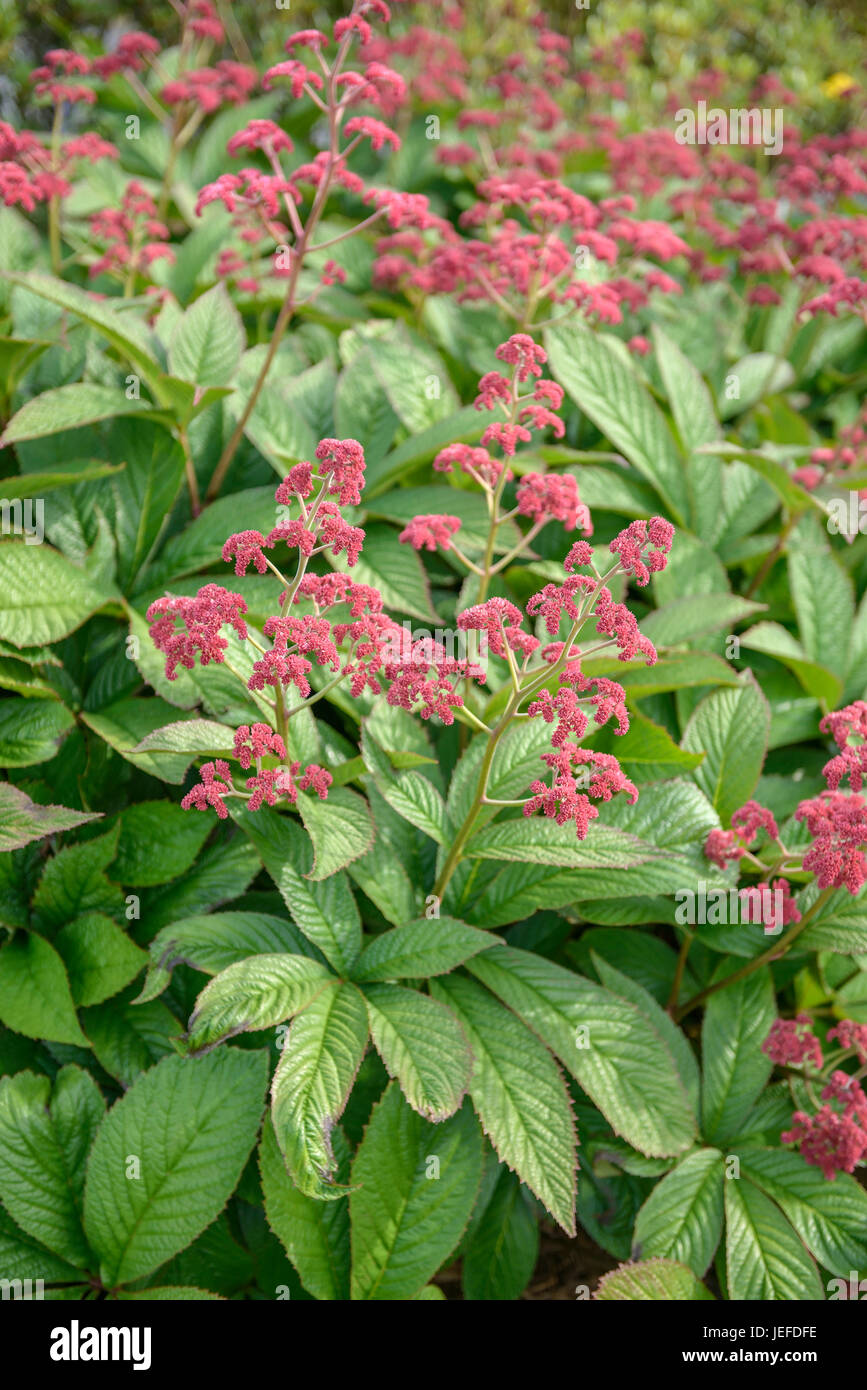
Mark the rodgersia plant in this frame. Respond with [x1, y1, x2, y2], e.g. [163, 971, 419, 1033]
[3, 0, 867, 1311]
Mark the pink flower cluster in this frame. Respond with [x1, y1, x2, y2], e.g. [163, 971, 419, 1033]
[763, 1013, 867, 1179]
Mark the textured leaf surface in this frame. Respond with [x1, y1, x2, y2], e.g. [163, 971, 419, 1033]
[260, 1117, 351, 1300]
[0, 932, 88, 1046]
[363, 982, 471, 1122]
[734, 1147, 867, 1277]
[725, 1178, 823, 1301]
[83, 1050, 268, 1287]
[0, 783, 101, 850]
[296, 786, 375, 880]
[55, 913, 146, 1006]
[232, 807, 362, 973]
[0, 1066, 104, 1268]
[271, 983, 368, 1198]
[138, 911, 318, 1003]
[468, 947, 696, 1157]
[186, 954, 335, 1054]
[168, 284, 245, 387]
[0, 542, 116, 647]
[633, 1149, 724, 1276]
[432, 974, 577, 1233]
[682, 674, 770, 823]
[595, 1258, 714, 1301]
[352, 916, 496, 982]
[701, 967, 775, 1143]
[350, 1082, 482, 1300]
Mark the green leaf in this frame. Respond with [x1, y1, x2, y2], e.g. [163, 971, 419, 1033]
[362, 982, 471, 1122]
[431, 974, 577, 1233]
[259, 1117, 351, 1301]
[368, 323, 459, 433]
[353, 916, 496, 982]
[739, 621, 843, 705]
[168, 284, 245, 388]
[0, 698, 75, 766]
[546, 320, 688, 524]
[80, 700, 202, 783]
[31, 827, 123, 930]
[0, 933, 89, 1046]
[138, 833, 260, 934]
[185, 954, 335, 1055]
[0, 460, 123, 499]
[592, 955, 700, 1115]
[81, 992, 178, 1086]
[579, 650, 739, 697]
[0, 1066, 104, 1269]
[724, 1178, 823, 1301]
[0, 541, 117, 648]
[462, 1169, 539, 1301]
[681, 673, 770, 824]
[652, 325, 721, 541]
[0, 1205, 83, 1285]
[465, 818, 663, 869]
[365, 403, 485, 497]
[55, 914, 145, 1007]
[360, 724, 451, 845]
[296, 785, 375, 881]
[466, 947, 697, 1158]
[788, 521, 855, 681]
[633, 1149, 724, 1277]
[640, 594, 764, 649]
[595, 1258, 714, 1301]
[271, 983, 368, 1198]
[701, 967, 775, 1143]
[132, 718, 237, 757]
[798, 887, 867, 954]
[346, 826, 418, 927]
[698, 442, 820, 515]
[232, 806, 362, 974]
[733, 1147, 867, 1278]
[111, 801, 213, 887]
[137, 910, 317, 1004]
[104, 420, 187, 592]
[83, 1049, 268, 1288]
[0, 384, 155, 444]
[349, 1082, 482, 1300]
[0, 271, 164, 385]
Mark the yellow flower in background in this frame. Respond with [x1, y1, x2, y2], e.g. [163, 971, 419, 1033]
[822, 72, 857, 98]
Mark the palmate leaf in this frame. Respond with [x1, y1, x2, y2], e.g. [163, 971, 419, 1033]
[701, 966, 776, 1144]
[83, 1050, 268, 1288]
[733, 1147, 867, 1278]
[0, 1066, 104, 1269]
[185, 954, 336, 1055]
[271, 983, 368, 1199]
[362, 982, 472, 1122]
[633, 1149, 725, 1277]
[431, 974, 577, 1234]
[349, 1081, 482, 1300]
[352, 916, 497, 982]
[467, 948, 696, 1159]
[724, 1179, 824, 1301]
